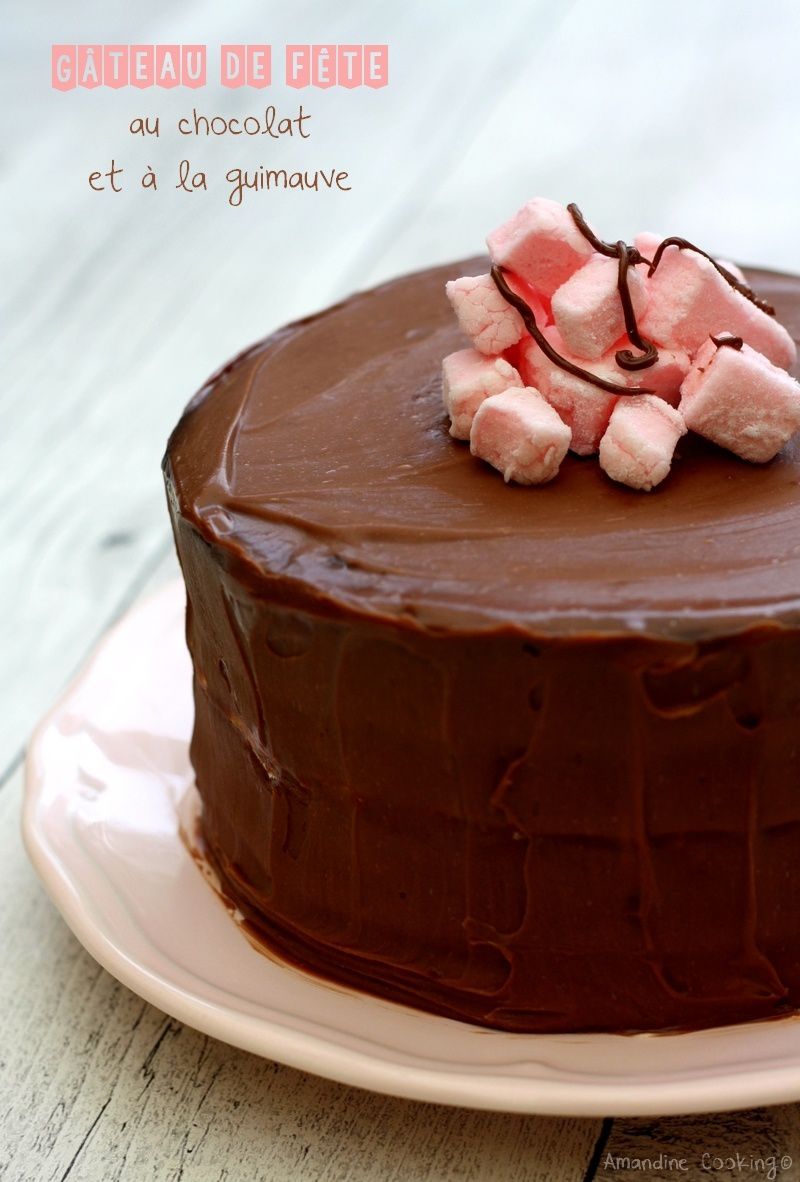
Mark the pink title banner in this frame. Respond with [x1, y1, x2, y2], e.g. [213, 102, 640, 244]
[51, 44, 389, 90]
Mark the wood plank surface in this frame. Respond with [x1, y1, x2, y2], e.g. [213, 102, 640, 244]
[0, 764, 601, 1180]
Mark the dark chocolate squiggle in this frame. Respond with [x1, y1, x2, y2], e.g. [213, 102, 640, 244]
[615, 243, 659, 370]
[490, 266, 653, 396]
[565, 204, 639, 261]
[566, 204, 658, 371]
[493, 205, 772, 395]
[648, 237, 775, 317]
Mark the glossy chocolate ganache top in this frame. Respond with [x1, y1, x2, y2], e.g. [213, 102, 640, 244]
[166, 258, 800, 639]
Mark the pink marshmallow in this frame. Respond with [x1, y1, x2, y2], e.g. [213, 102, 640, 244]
[717, 258, 747, 285]
[640, 247, 796, 370]
[442, 348, 523, 440]
[633, 345, 691, 407]
[518, 328, 633, 455]
[679, 338, 800, 463]
[634, 231, 662, 263]
[517, 325, 561, 391]
[470, 387, 571, 485]
[520, 324, 617, 391]
[487, 198, 595, 297]
[520, 326, 687, 407]
[446, 273, 524, 355]
[634, 232, 747, 284]
[546, 366, 618, 456]
[551, 254, 649, 360]
[599, 395, 687, 491]
[512, 279, 550, 328]
[445, 272, 545, 355]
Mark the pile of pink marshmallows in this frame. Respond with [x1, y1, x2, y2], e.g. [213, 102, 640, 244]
[443, 197, 800, 490]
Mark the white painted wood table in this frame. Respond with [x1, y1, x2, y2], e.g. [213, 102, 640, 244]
[5, 1, 800, 1177]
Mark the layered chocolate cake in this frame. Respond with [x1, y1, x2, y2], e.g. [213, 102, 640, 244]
[164, 244, 800, 1034]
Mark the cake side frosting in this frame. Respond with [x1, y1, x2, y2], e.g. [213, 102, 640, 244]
[164, 260, 800, 1034]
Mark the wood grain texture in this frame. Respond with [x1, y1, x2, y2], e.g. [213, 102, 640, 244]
[5, 0, 800, 1176]
[0, 0, 559, 779]
[597, 1110, 800, 1180]
[0, 768, 601, 1181]
[5, 0, 800, 772]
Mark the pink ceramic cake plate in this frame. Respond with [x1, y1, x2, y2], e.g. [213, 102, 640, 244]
[22, 581, 800, 1117]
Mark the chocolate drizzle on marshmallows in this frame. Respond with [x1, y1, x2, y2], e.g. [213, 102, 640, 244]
[489, 203, 778, 401]
[649, 237, 776, 317]
[566, 203, 659, 372]
[490, 266, 651, 396]
[490, 201, 666, 397]
[452, 198, 799, 489]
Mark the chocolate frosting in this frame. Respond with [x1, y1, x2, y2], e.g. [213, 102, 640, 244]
[164, 259, 800, 1033]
